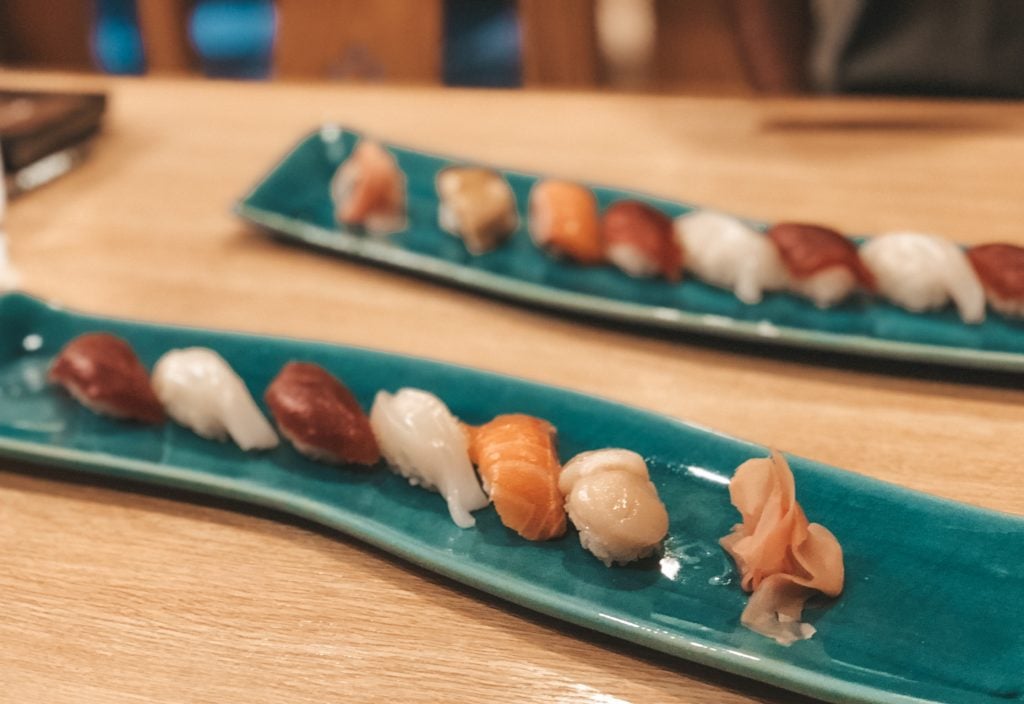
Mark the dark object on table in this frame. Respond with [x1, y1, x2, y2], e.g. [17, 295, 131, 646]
[0, 90, 107, 185]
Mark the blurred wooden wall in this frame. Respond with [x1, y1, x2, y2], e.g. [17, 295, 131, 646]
[0, 0, 751, 93]
[0, 0, 95, 69]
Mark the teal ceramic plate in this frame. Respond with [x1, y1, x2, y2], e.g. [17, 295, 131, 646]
[236, 126, 1024, 372]
[1, 292, 1022, 704]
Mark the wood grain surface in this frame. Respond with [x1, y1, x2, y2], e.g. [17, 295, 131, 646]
[1, 71, 1023, 703]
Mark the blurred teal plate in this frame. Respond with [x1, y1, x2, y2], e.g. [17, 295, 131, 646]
[1, 292, 1022, 704]
[236, 125, 1024, 372]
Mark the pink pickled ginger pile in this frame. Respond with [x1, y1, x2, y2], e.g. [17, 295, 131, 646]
[719, 451, 844, 645]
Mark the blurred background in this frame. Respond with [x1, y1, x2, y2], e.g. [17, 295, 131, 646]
[3, 0, 1024, 96]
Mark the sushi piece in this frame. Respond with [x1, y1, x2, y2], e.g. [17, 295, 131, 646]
[265, 362, 380, 466]
[330, 139, 406, 234]
[967, 243, 1024, 317]
[767, 222, 875, 307]
[720, 451, 844, 646]
[466, 413, 566, 541]
[152, 348, 279, 451]
[601, 200, 683, 280]
[859, 231, 985, 323]
[369, 388, 488, 528]
[436, 166, 518, 253]
[528, 180, 603, 264]
[558, 449, 669, 566]
[48, 333, 164, 424]
[673, 211, 788, 304]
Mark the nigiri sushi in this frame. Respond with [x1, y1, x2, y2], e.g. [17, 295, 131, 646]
[528, 180, 603, 264]
[967, 243, 1024, 317]
[720, 451, 844, 646]
[859, 231, 985, 323]
[767, 222, 874, 307]
[265, 362, 379, 466]
[466, 413, 566, 541]
[436, 166, 518, 254]
[48, 333, 164, 424]
[152, 348, 279, 451]
[330, 139, 406, 234]
[673, 211, 788, 304]
[558, 449, 669, 566]
[602, 200, 682, 280]
[369, 388, 488, 528]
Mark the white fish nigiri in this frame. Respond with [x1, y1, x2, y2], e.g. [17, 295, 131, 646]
[559, 449, 669, 566]
[369, 388, 488, 528]
[152, 348, 279, 451]
[859, 231, 985, 323]
[674, 212, 788, 304]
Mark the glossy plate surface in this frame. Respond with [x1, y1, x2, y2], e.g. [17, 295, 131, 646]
[236, 126, 1024, 372]
[1, 292, 1022, 704]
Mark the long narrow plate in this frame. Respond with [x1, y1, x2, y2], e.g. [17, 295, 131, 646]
[236, 126, 1024, 372]
[1, 292, 1022, 704]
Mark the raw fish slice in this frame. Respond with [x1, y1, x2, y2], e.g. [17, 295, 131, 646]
[528, 180, 603, 264]
[967, 243, 1024, 317]
[859, 231, 985, 323]
[436, 166, 518, 253]
[767, 222, 874, 307]
[719, 451, 844, 646]
[265, 362, 379, 466]
[559, 449, 669, 566]
[674, 212, 788, 304]
[466, 413, 565, 541]
[152, 348, 278, 451]
[331, 139, 406, 234]
[602, 200, 683, 280]
[369, 388, 488, 528]
[48, 333, 164, 424]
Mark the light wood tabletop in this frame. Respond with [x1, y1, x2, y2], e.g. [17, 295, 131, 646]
[2, 71, 1023, 704]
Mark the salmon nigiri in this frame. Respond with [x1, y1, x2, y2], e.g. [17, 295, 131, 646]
[467, 413, 566, 541]
[528, 180, 603, 264]
[720, 451, 844, 646]
[331, 139, 406, 234]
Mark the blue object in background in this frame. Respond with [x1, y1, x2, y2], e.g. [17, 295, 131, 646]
[93, 0, 146, 75]
[444, 0, 521, 87]
[190, 0, 275, 79]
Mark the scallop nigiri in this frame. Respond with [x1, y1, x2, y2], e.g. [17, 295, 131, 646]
[466, 413, 565, 541]
[48, 333, 165, 424]
[602, 200, 682, 280]
[265, 362, 379, 466]
[767, 222, 874, 307]
[559, 449, 669, 566]
[152, 348, 278, 451]
[528, 180, 603, 264]
[436, 166, 518, 254]
[331, 139, 406, 234]
[720, 451, 844, 646]
[369, 388, 488, 528]
[967, 243, 1024, 317]
[859, 231, 985, 323]
[674, 211, 788, 304]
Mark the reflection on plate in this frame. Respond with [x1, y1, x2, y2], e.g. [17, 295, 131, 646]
[236, 125, 1024, 372]
[1, 293, 1022, 704]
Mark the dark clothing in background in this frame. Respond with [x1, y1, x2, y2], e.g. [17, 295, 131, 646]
[811, 0, 1024, 97]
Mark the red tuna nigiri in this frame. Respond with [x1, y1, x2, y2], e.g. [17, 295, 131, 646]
[768, 222, 874, 307]
[967, 243, 1024, 317]
[265, 362, 380, 466]
[48, 333, 165, 424]
[602, 200, 682, 280]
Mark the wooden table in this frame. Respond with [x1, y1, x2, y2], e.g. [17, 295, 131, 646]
[2, 71, 1023, 704]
